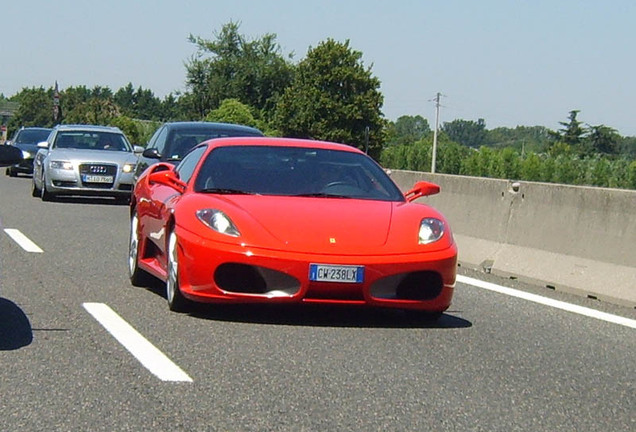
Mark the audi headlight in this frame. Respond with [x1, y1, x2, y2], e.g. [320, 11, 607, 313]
[418, 218, 445, 244]
[196, 209, 240, 237]
[50, 160, 73, 170]
[122, 163, 135, 173]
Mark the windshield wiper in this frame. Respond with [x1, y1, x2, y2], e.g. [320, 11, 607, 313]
[199, 188, 255, 195]
[293, 193, 352, 199]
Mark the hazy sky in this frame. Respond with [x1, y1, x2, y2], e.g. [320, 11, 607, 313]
[3, 0, 635, 136]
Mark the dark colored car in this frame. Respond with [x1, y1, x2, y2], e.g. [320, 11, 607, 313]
[134, 122, 264, 179]
[5, 127, 53, 176]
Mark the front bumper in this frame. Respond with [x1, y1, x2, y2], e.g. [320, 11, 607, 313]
[45, 164, 134, 196]
[10, 158, 35, 174]
[175, 226, 457, 312]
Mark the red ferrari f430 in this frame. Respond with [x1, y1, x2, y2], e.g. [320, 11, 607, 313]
[128, 137, 457, 320]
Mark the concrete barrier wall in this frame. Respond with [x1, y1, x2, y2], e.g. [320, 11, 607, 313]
[390, 170, 636, 307]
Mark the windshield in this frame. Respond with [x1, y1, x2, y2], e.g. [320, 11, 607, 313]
[194, 145, 405, 201]
[54, 131, 131, 151]
[165, 127, 263, 161]
[15, 129, 51, 144]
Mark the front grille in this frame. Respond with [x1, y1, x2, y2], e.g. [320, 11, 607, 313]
[79, 163, 117, 188]
[79, 164, 117, 176]
[214, 263, 300, 296]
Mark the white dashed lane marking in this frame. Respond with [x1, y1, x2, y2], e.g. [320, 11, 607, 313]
[458, 275, 636, 329]
[4, 228, 44, 253]
[83, 302, 193, 382]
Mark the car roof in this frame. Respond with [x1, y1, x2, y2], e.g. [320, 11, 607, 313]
[53, 124, 124, 133]
[202, 137, 365, 154]
[162, 121, 263, 135]
[18, 127, 52, 132]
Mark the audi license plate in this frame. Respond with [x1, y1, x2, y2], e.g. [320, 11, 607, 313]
[309, 264, 364, 283]
[82, 174, 113, 183]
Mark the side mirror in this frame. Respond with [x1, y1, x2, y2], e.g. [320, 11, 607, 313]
[404, 181, 440, 202]
[0, 145, 23, 167]
[147, 164, 186, 193]
[133, 145, 144, 154]
[142, 148, 161, 159]
[37, 141, 49, 148]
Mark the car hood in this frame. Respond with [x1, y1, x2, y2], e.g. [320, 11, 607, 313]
[47, 149, 137, 164]
[14, 143, 40, 153]
[185, 194, 398, 253]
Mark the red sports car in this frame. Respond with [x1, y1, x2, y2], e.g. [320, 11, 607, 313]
[128, 137, 457, 319]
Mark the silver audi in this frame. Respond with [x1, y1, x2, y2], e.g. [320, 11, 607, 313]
[32, 124, 142, 202]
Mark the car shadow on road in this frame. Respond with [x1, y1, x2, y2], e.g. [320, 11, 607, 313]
[141, 280, 472, 329]
[0, 297, 33, 350]
[186, 302, 472, 330]
[45, 196, 130, 206]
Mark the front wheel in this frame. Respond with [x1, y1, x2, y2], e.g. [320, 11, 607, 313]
[166, 230, 192, 312]
[40, 174, 54, 201]
[31, 177, 41, 197]
[128, 212, 153, 287]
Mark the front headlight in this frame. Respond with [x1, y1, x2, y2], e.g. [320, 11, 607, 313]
[418, 218, 445, 244]
[196, 209, 240, 237]
[49, 160, 73, 170]
[22, 150, 32, 158]
[122, 163, 135, 173]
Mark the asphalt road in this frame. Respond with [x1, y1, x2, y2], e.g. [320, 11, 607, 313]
[1, 173, 634, 432]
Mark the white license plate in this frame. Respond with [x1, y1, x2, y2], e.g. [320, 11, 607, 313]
[309, 264, 364, 283]
[82, 174, 113, 183]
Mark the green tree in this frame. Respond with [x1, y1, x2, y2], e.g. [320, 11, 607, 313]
[585, 124, 619, 155]
[109, 115, 142, 145]
[61, 86, 93, 117]
[274, 39, 386, 159]
[486, 125, 551, 154]
[490, 147, 521, 179]
[520, 152, 543, 181]
[549, 110, 585, 155]
[553, 155, 584, 185]
[436, 139, 467, 174]
[386, 115, 430, 146]
[204, 98, 258, 127]
[628, 160, 636, 189]
[7, 86, 54, 131]
[185, 21, 294, 117]
[63, 98, 120, 125]
[442, 118, 487, 148]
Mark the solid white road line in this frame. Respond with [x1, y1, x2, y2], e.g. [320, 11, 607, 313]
[83, 302, 193, 382]
[4, 228, 43, 253]
[458, 275, 636, 329]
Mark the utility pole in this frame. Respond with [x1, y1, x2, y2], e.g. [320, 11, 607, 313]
[431, 92, 441, 173]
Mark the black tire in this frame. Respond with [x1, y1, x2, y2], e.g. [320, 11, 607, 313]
[31, 175, 41, 197]
[40, 174, 54, 201]
[166, 230, 192, 312]
[128, 212, 154, 287]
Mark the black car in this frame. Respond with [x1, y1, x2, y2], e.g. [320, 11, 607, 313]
[134, 122, 264, 179]
[5, 127, 53, 176]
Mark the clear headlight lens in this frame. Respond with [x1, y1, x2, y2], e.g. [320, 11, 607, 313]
[22, 150, 32, 158]
[418, 218, 445, 244]
[50, 160, 73, 170]
[122, 163, 135, 173]
[196, 209, 240, 237]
